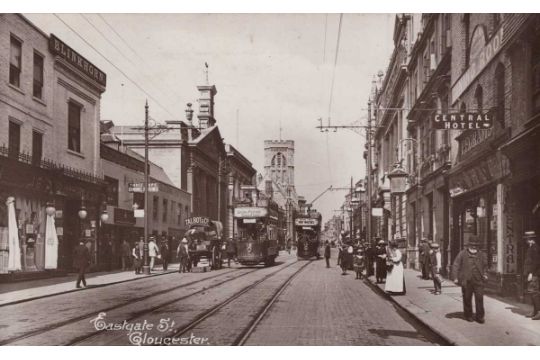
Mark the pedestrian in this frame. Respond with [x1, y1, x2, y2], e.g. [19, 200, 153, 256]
[523, 231, 540, 320]
[121, 239, 131, 271]
[452, 236, 488, 324]
[419, 238, 431, 280]
[375, 239, 387, 284]
[385, 240, 405, 295]
[354, 249, 365, 279]
[340, 245, 353, 275]
[286, 238, 292, 254]
[226, 237, 236, 267]
[148, 236, 160, 271]
[177, 238, 190, 273]
[324, 240, 331, 268]
[160, 240, 170, 271]
[73, 239, 90, 289]
[132, 242, 142, 274]
[365, 244, 375, 277]
[430, 243, 442, 295]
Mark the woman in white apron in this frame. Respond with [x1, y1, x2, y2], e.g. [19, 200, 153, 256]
[385, 240, 406, 295]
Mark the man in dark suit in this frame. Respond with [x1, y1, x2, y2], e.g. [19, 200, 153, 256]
[73, 240, 91, 288]
[523, 231, 540, 319]
[452, 236, 488, 323]
[324, 240, 331, 268]
[419, 238, 431, 280]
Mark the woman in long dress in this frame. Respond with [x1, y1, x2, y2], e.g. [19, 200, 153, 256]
[385, 241, 406, 295]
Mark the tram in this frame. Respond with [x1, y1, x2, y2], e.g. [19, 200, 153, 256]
[234, 195, 280, 267]
[294, 210, 322, 260]
[184, 216, 224, 270]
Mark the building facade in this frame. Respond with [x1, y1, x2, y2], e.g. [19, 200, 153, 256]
[0, 14, 107, 275]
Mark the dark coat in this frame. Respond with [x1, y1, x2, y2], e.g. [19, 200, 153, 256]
[452, 249, 488, 286]
[324, 244, 331, 258]
[524, 243, 540, 277]
[226, 240, 236, 254]
[160, 244, 170, 260]
[419, 243, 430, 264]
[73, 244, 90, 269]
[178, 244, 190, 259]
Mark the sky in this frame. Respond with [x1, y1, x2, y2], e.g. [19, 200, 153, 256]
[24, 13, 396, 222]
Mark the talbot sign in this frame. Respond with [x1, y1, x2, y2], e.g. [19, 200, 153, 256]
[185, 217, 210, 226]
[433, 112, 493, 130]
[294, 218, 319, 226]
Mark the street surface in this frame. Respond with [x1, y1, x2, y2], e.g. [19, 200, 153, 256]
[0, 250, 443, 346]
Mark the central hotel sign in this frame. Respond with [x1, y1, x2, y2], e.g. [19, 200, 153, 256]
[451, 26, 503, 104]
[49, 34, 107, 87]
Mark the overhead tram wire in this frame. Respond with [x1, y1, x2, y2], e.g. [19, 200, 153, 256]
[53, 13, 176, 118]
[327, 13, 343, 127]
[96, 14, 188, 105]
[80, 14, 180, 108]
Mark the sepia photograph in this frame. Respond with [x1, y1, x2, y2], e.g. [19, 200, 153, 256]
[1, 1, 540, 349]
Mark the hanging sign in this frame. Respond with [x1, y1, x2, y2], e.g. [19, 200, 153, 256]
[294, 218, 319, 226]
[433, 112, 493, 130]
[234, 207, 268, 218]
[372, 208, 383, 217]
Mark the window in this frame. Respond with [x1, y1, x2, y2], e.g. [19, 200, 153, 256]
[32, 131, 43, 166]
[180, 204, 182, 225]
[9, 36, 22, 87]
[427, 193, 434, 240]
[104, 176, 119, 207]
[185, 205, 189, 218]
[33, 52, 44, 99]
[153, 196, 159, 221]
[68, 101, 81, 152]
[441, 93, 450, 145]
[532, 37, 540, 115]
[133, 192, 144, 210]
[463, 14, 471, 68]
[493, 14, 501, 31]
[163, 198, 168, 223]
[8, 121, 21, 158]
[475, 85, 483, 112]
[495, 63, 506, 127]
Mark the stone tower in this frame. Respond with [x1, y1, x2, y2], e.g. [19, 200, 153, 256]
[264, 140, 295, 188]
[197, 85, 217, 129]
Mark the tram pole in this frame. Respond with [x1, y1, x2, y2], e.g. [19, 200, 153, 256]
[366, 99, 373, 248]
[142, 100, 150, 275]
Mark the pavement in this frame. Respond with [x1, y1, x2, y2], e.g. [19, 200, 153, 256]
[0, 264, 180, 307]
[366, 268, 540, 346]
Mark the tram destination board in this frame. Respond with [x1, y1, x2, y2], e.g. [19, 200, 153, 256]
[432, 112, 493, 130]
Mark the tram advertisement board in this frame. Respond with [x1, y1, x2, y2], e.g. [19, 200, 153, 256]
[185, 216, 210, 226]
[432, 112, 493, 130]
[294, 218, 319, 226]
[234, 207, 268, 218]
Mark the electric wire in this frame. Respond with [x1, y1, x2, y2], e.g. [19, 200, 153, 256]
[53, 13, 176, 118]
[327, 13, 343, 127]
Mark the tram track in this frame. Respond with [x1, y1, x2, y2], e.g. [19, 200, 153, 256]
[0, 267, 255, 345]
[169, 259, 312, 346]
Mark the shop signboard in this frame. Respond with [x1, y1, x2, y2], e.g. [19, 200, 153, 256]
[432, 112, 493, 130]
[185, 216, 211, 227]
[128, 182, 159, 193]
[134, 209, 145, 218]
[372, 208, 383, 217]
[234, 207, 268, 218]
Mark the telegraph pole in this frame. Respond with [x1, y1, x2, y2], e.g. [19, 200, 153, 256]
[366, 99, 373, 248]
[142, 100, 150, 275]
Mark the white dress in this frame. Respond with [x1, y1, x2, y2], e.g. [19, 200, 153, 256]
[385, 248, 405, 293]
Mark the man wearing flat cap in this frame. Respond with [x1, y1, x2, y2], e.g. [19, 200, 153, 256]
[430, 243, 443, 294]
[452, 235, 488, 323]
[523, 231, 540, 320]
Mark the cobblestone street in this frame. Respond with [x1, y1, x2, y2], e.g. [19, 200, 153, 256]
[0, 251, 444, 346]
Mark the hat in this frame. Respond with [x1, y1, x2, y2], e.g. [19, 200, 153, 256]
[467, 236, 480, 247]
[430, 243, 440, 249]
[378, 240, 386, 245]
[524, 231, 537, 239]
[181, 238, 188, 244]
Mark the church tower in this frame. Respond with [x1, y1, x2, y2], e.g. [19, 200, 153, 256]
[264, 140, 295, 188]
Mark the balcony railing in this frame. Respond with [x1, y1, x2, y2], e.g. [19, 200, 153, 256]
[0, 144, 106, 186]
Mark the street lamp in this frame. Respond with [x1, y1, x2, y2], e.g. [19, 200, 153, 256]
[388, 160, 408, 195]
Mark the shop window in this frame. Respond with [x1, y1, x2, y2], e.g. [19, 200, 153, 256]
[153, 196, 159, 221]
[68, 101, 81, 153]
[8, 120, 20, 159]
[33, 52, 44, 99]
[163, 198, 168, 223]
[9, 35, 22, 87]
[495, 63, 505, 127]
[32, 130, 43, 166]
[104, 176, 119, 207]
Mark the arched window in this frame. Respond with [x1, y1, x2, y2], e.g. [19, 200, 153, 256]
[495, 63, 505, 127]
[272, 152, 286, 168]
[474, 85, 483, 112]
